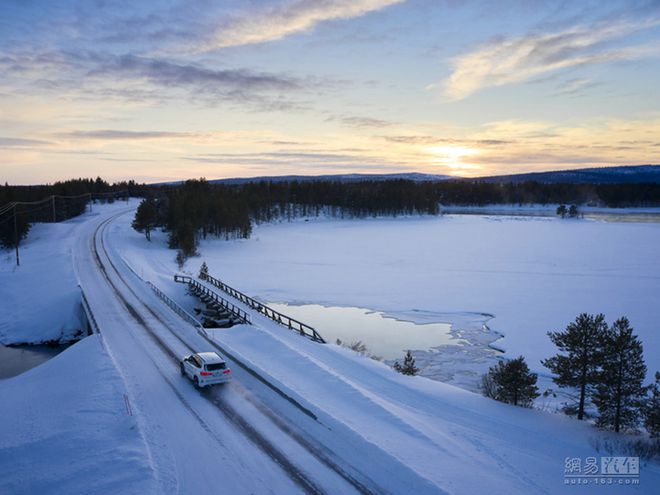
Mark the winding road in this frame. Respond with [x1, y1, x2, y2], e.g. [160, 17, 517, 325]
[74, 207, 375, 494]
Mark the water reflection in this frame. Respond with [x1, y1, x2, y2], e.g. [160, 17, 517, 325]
[268, 302, 459, 359]
[0, 344, 69, 379]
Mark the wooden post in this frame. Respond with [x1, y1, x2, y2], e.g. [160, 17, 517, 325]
[13, 206, 19, 266]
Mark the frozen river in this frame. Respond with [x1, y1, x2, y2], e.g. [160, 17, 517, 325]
[0, 343, 69, 379]
[115, 211, 660, 390]
[268, 302, 458, 359]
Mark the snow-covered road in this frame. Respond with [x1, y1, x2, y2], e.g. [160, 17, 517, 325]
[74, 207, 377, 494]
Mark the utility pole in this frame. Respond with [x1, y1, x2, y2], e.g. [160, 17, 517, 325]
[51, 195, 56, 222]
[13, 206, 20, 266]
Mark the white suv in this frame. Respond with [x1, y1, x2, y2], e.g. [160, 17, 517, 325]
[180, 352, 232, 388]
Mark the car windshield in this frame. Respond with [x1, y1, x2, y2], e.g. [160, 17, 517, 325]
[205, 363, 226, 371]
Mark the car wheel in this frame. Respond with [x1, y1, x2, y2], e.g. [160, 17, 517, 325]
[180, 363, 185, 376]
[193, 376, 200, 389]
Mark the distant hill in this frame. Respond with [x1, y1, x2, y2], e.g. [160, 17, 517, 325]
[476, 165, 660, 184]
[153, 172, 452, 186]
[151, 165, 660, 187]
[208, 172, 452, 185]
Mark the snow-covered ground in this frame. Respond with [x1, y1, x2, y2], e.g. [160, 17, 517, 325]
[440, 204, 660, 215]
[2, 204, 660, 494]
[0, 334, 157, 494]
[0, 215, 92, 344]
[116, 213, 660, 390]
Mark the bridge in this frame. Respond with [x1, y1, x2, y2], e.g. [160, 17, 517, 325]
[175, 273, 325, 343]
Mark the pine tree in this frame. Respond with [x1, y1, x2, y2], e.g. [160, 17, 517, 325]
[480, 371, 498, 400]
[176, 250, 186, 270]
[542, 313, 607, 419]
[593, 318, 647, 432]
[393, 351, 419, 376]
[556, 204, 567, 218]
[0, 206, 31, 250]
[484, 356, 539, 407]
[644, 372, 660, 438]
[199, 261, 209, 279]
[132, 197, 158, 241]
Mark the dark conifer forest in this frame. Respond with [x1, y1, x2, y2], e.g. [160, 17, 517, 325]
[0, 178, 142, 249]
[3, 175, 660, 255]
[132, 178, 660, 260]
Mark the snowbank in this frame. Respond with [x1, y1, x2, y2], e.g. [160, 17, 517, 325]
[0, 202, 137, 345]
[0, 335, 157, 494]
[203, 313, 660, 494]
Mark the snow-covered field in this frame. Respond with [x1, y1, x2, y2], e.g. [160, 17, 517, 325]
[0, 215, 90, 344]
[2, 204, 660, 494]
[119, 213, 660, 389]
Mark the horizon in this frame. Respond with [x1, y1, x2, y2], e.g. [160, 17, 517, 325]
[2, 1, 660, 184]
[4, 164, 659, 188]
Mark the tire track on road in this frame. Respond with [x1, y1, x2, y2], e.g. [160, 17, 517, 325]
[89, 212, 329, 495]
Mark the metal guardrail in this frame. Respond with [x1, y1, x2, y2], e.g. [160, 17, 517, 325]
[199, 272, 325, 343]
[147, 281, 206, 329]
[79, 286, 100, 335]
[174, 275, 251, 325]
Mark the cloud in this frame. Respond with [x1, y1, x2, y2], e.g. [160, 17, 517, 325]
[443, 18, 660, 99]
[184, 150, 372, 165]
[0, 137, 52, 147]
[1, 49, 312, 110]
[181, 148, 413, 173]
[58, 130, 199, 141]
[551, 77, 602, 97]
[265, 140, 317, 146]
[329, 115, 395, 128]
[89, 53, 301, 92]
[199, 0, 404, 50]
[381, 135, 513, 147]
[382, 135, 440, 145]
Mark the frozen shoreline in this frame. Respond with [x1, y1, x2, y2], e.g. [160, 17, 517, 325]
[440, 203, 660, 214]
[4, 205, 659, 389]
[113, 209, 660, 392]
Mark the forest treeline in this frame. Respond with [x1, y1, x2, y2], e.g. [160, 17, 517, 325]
[4, 176, 660, 255]
[0, 178, 143, 249]
[0, 177, 145, 205]
[131, 178, 660, 262]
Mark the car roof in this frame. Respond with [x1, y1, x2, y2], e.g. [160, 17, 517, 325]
[196, 351, 225, 364]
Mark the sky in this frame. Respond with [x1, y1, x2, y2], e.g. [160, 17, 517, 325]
[1, 0, 660, 184]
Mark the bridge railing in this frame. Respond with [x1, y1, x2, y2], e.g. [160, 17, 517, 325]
[199, 272, 325, 343]
[79, 286, 100, 335]
[174, 275, 251, 325]
[147, 281, 205, 329]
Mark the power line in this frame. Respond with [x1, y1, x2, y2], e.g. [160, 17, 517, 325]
[1, 189, 130, 266]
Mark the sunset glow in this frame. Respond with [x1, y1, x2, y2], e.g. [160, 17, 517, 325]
[1, 1, 659, 184]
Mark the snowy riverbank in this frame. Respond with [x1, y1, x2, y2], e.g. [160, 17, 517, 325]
[114, 211, 660, 391]
[0, 335, 157, 494]
[0, 201, 139, 345]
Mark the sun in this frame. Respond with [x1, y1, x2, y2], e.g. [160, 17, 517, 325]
[427, 145, 481, 171]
